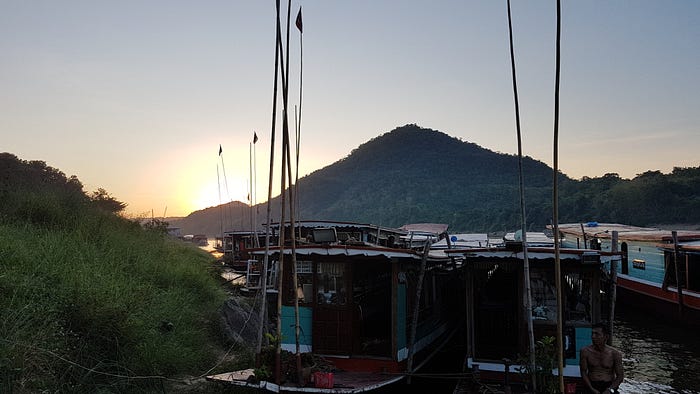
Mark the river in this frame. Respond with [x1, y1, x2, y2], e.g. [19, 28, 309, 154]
[376, 308, 700, 394]
[615, 308, 700, 393]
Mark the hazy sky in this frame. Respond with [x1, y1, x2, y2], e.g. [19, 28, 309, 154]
[2, 1, 698, 217]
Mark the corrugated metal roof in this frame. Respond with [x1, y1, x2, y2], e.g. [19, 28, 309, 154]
[555, 223, 700, 242]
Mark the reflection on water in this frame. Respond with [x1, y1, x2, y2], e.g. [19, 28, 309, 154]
[615, 309, 700, 393]
[221, 268, 247, 286]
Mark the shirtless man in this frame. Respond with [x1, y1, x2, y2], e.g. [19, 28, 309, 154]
[580, 322, 624, 394]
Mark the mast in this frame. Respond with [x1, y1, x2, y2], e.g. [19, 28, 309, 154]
[255, 0, 282, 363]
[274, 0, 292, 384]
[553, 0, 565, 391]
[249, 142, 254, 236]
[295, 6, 303, 237]
[505, 1, 536, 389]
[291, 6, 304, 383]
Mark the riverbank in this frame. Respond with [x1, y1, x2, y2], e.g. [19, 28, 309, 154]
[0, 206, 250, 392]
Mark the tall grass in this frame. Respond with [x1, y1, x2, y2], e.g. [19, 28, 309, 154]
[0, 192, 230, 392]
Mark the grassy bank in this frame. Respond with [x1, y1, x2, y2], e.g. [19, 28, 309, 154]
[0, 154, 247, 392]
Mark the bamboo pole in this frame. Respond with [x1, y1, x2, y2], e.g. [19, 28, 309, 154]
[406, 242, 430, 384]
[505, 1, 536, 389]
[255, 0, 282, 363]
[553, 0, 564, 391]
[608, 231, 619, 344]
[274, 0, 293, 385]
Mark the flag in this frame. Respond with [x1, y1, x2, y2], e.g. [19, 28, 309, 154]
[253, 132, 258, 144]
[218, 144, 222, 156]
[295, 7, 303, 33]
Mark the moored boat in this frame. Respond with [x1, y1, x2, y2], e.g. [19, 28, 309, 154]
[445, 243, 618, 392]
[557, 223, 700, 326]
[208, 220, 464, 393]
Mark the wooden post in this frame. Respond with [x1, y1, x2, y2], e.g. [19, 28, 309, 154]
[672, 231, 685, 319]
[608, 231, 618, 345]
[580, 223, 587, 249]
[621, 242, 629, 275]
[406, 243, 430, 384]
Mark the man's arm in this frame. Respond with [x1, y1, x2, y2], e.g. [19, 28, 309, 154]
[610, 349, 624, 391]
[580, 348, 598, 394]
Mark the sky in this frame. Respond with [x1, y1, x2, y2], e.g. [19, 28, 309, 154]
[2, 1, 698, 217]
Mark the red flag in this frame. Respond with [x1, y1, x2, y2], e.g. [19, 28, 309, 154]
[295, 7, 303, 33]
[253, 132, 258, 144]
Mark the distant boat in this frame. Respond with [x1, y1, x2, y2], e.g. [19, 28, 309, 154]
[221, 230, 266, 271]
[208, 220, 464, 393]
[557, 222, 700, 326]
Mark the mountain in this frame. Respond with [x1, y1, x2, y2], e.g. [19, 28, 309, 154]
[167, 201, 252, 236]
[294, 124, 563, 231]
[170, 124, 700, 236]
[172, 124, 564, 235]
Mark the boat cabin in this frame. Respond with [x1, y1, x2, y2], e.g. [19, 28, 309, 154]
[447, 245, 617, 387]
[249, 221, 463, 375]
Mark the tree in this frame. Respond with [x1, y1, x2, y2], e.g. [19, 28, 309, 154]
[89, 188, 127, 213]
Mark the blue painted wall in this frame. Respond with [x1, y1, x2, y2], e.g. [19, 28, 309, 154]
[281, 305, 313, 347]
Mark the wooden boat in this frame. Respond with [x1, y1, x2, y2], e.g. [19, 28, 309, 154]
[445, 243, 618, 392]
[557, 223, 700, 325]
[208, 221, 464, 393]
[221, 230, 266, 271]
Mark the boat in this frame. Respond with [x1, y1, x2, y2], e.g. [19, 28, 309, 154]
[556, 223, 700, 325]
[221, 229, 266, 271]
[445, 242, 618, 392]
[208, 220, 464, 392]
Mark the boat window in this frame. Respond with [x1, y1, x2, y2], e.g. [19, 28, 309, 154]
[563, 271, 592, 323]
[295, 261, 313, 304]
[315, 262, 347, 305]
[530, 270, 558, 322]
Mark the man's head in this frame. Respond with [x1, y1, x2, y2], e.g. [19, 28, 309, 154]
[591, 322, 609, 346]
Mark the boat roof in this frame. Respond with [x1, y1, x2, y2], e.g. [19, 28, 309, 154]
[399, 223, 449, 234]
[431, 233, 489, 248]
[659, 240, 700, 253]
[249, 244, 450, 261]
[503, 231, 555, 245]
[264, 220, 412, 235]
[445, 246, 619, 263]
[555, 222, 700, 242]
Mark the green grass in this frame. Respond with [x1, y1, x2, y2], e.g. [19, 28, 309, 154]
[0, 198, 236, 392]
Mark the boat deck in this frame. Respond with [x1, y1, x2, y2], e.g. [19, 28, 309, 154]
[207, 368, 405, 393]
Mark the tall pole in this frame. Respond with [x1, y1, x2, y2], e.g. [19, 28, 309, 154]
[249, 142, 254, 235]
[295, 6, 303, 234]
[253, 133, 259, 247]
[506, 1, 536, 390]
[256, 0, 282, 363]
[217, 163, 223, 245]
[609, 231, 619, 344]
[553, 0, 565, 391]
[274, 0, 292, 384]
[291, 6, 304, 383]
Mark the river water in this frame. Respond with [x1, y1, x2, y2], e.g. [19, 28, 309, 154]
[614, 308, 700, 393]
[375, 307, 700, 393]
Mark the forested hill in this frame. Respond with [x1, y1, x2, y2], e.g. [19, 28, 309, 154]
[174, 124, 700, 235]
[294, 124, 561, 232]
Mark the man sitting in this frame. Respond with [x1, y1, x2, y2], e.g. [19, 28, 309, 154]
[580, 322, 624, 394]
